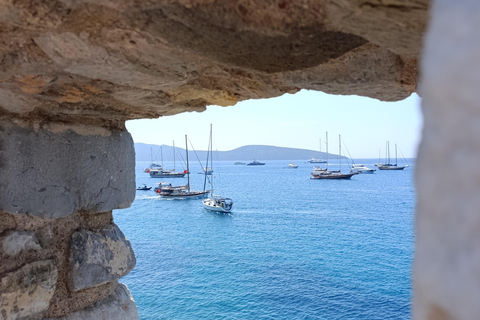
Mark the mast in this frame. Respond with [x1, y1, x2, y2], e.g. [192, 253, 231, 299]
[173, 140, 176, 171]
[185, 135, 190, 191]
[387, 141, 390, 164]
[210, 124, 214, 194]
[395, 143, 398, 166]
[326, 131, 329, 170]
[160, 145, 164, 168]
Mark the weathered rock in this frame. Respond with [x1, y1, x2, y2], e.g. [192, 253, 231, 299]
[44, 283, 138, 320]
[0, 0, 426, 127]
[0, 260, 58, 320]
[0, 119, 135, 218]
[1, 230, 42, 257]
[70, 224, 136, 291]
[415, 1, 480, 320]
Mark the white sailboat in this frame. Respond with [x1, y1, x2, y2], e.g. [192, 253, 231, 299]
[202, 124, 233, 213]
[157, 135, 209, 199]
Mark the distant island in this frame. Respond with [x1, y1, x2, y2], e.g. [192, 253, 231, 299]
[134, 143, 347, 162]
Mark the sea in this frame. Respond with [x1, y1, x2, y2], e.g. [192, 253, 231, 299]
[113, 159, 415, 320]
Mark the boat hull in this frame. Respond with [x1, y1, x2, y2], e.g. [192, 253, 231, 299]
[150, 172, 186, 178]
[160, 191, 209, 199]
[310, 173, 356, 180]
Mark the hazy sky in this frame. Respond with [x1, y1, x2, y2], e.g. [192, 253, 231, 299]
[126, 90, 423, 159]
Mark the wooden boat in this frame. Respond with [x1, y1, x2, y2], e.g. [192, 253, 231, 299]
[158, 135, 209, 199]
[375, 142, 409, 170]
[311, 132, 356, 180]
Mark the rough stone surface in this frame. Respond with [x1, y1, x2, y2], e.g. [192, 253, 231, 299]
[0, 0, 427, 128]
[70, 224, 136, 291]
[44, 283, 138, 320]
[414, 1, 480, 320]
[0, 260, 58, 320]
[0, 119, 135, 218]
[1, 230, 42, 257]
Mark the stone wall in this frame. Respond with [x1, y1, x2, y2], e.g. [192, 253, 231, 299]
[0, 119, 138, 319]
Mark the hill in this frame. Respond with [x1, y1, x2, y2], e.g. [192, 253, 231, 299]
[134, 143, 346, 162]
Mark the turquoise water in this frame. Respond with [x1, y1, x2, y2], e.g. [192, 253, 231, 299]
[114, 160, 414, 320]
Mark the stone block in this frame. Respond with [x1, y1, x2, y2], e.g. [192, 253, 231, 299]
[44, 283, 138, 320]
[0, 260, 58, 320]
[1, 230, 42, 257]
[0, 120, 135, 218]
[70, 224, 136, 291]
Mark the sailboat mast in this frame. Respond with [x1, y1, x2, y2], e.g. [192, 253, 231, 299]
[395, 143, 398, 165]
[185, 135, 190, 191]
[160, 145, 163, 168]
[326, 131, 329, 170]
[387, 141, 391, 164]
[210, 124, 214, 194]
[173, 140, 176, 171]
[339, 134, 342, 170]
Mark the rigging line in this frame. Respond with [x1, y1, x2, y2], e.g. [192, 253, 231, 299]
[203, 132, 212, 194]
[340, 136, 355, 166]
[175, 146, 187, 169]
[188, 138, 206, 170]
[398, 147, 410, 165]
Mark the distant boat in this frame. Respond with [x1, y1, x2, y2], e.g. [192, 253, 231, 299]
[203, 124, 233, 213]
[287, 163, 298, 168]
[136, 184, 152, 190]
[308, 158, 327, 164]
[247, 160, 265, 166]
[351, 164, 376, 174]
[234, 162, 246, 165]
[157, 135, 209, 199]
[198, 168, 213, 175]
[375, 142, 409, 170]
[311, 133, 356, 180]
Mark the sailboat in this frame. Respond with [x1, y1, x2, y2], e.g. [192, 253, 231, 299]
[202, 124, 233, 213]
[311, 133, 356, 180]
[156, 135, 209, 198]
[375, 142, 409, 170]
[308, 138, 327, 163]
[149, 141, 187, 178]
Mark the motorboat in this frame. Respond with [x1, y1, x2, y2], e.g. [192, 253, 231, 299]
[136, 184, 152, 190]
[198, 168, 213, 175]
[247, 160, 265, 165]
[287, 163, 298, 168]
[351, 164, 376, 174]
[149, 168, 186, 178]
[307, 158, 327, 163]
[234, 162, 246, 165]
[143, 163, 162, 173]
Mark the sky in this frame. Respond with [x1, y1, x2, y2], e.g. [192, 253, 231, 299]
[126, 90, 423, 159]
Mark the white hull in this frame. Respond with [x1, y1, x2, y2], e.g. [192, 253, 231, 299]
[202, 198, 233, 213]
